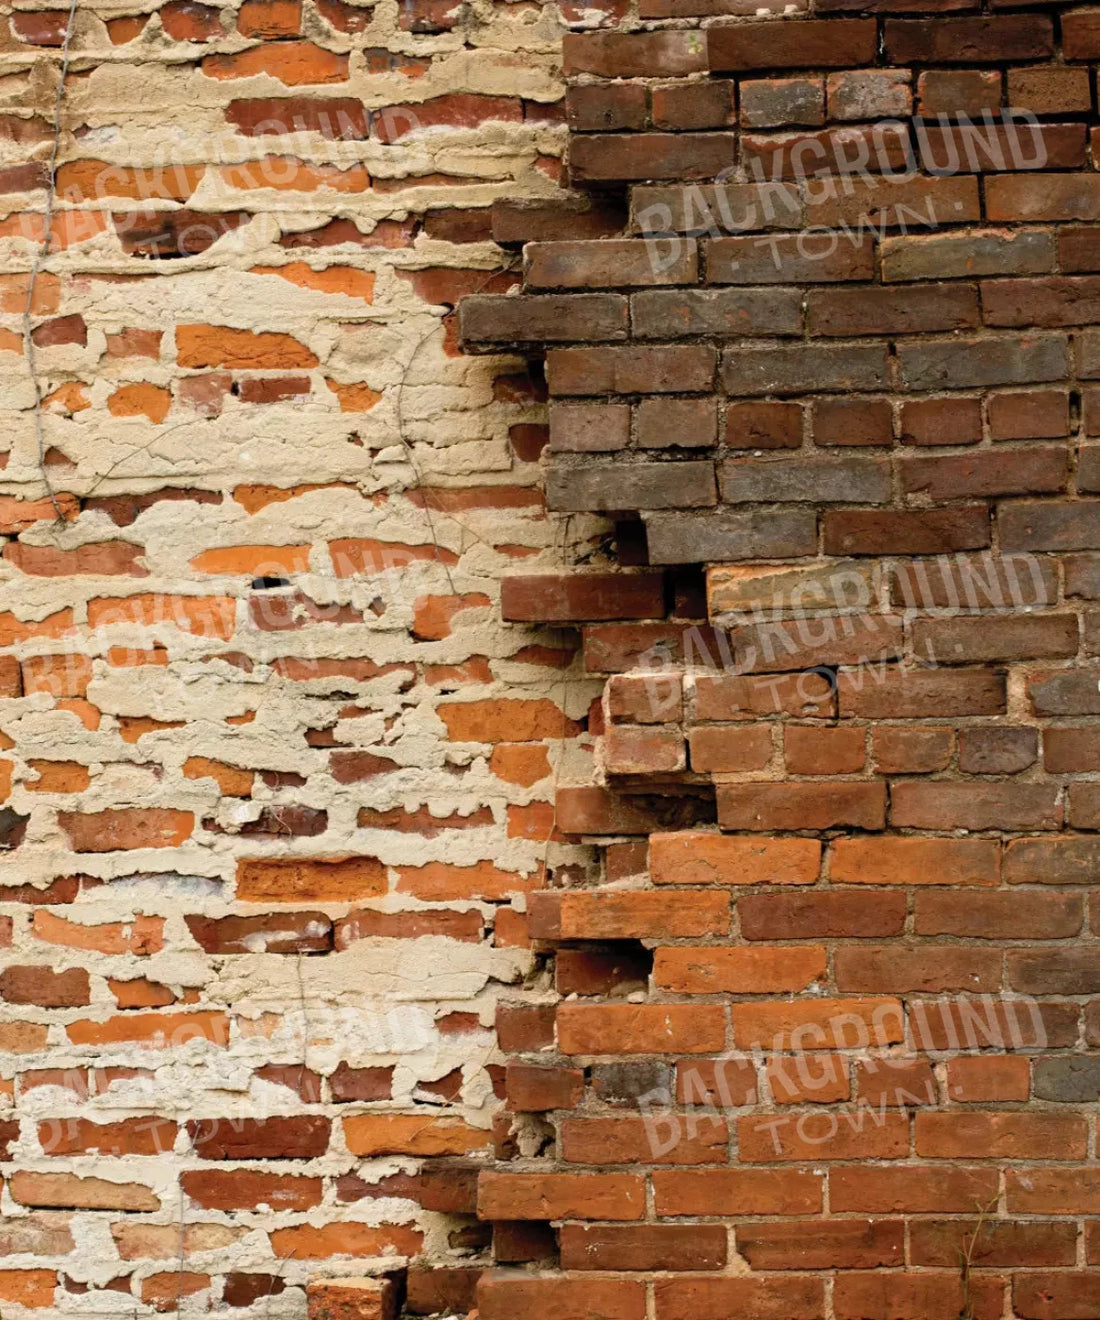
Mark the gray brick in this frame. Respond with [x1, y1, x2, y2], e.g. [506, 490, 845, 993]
[547, 460, 716, 513]
[549, 402, 630, 453]
[999, 500, 1100, 551]
[1009, 950, 1100, 995]
[525, 239, 698, 289]
[645, 508, 817, 564]
[706, 234, 872, 285]
[459, 293, 628, 348]
[740, 77, 824, 128]
[882, 230, 1055, 282]
[719, 457, 891, 505]
[897, 333, 1069, 390]
[721, 345, 889, 396]
[632, 288, 802, 339]
[1033, 1056, 1100, 1102]
[1027, 670, 1100, 716]
[631, 183, 803, 236]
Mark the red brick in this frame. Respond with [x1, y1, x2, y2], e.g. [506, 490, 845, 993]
[559, 1223, 726, 1271]
[946, 1054, 1029, 1102]
[687, 723, 772, 773]
[0, 966, 90, 1007]
[557, 1003, 725, 1055]
[885, 15, 1052, 62]
[718, 782, 886, 832]
[870, 727, 953, 773]
[188, 1116, 330, 1159]
[739, 890, 906, 940]
[650, 832, 821, 886]
[738, 1110, 908, 1161]
[478, 1273, 645, 1320]
[529, 889, 728, 940]
[1014, 1275, 1100, 1320]
[915, 890, 1082, 939]
[653, 1277, 825, 1320]
[736, 1218, 903, 1270]
[836, 946, 1002, 993]
[653, 1168, 821, 1217]
[834, 1273, 1004, 1320]
[916, 1112, 1087, 1159]
[890, 782, 1061, 831]
[561, 1116, 728, 1165]
[830, 1164, 996, 1213]
[655, 945, 826, 994]
[783, 725, 865, 775]
[478, 1172, 645, 1221]
[708, 20, 876, 71]
[900, 396, 982, 446]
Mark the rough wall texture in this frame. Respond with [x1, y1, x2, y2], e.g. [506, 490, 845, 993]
[0, 0, 618, 1313]
[459, 4, 1100, 1320]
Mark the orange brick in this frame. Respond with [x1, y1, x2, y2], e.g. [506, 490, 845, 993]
[732, 998, 904, 1051]
[558, 1003, 726, 1055]
[439, 697, 579, 742]
[24, 760, 91, 793]
[10, 1170, 159, 1211]
[489, 743, 552, 786]
[236, 856, 385, 902]
[190, 544, 311, 575]
[201, 43, 349, 84]
[66, 1011, 230, 1048]
[342, 1115, 492, 1157]
[176, 323, 318, 368]
[87, 593, 236, 639]
[650, 832, 821, 886]
[655, 946, 827, 994]
[182, 756, 254, 796]
[946, 1055, 1030, 1102]
[107, 382, 171, 422]
[58, 807, 193, 852]
[0, 1270, 56, 1308]
[33, 911, 164, 955]
[829, 836, 1000, 886]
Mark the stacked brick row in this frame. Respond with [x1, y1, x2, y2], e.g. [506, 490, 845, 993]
[0, 0, 620, 1314]
[461, 3, 1100, 1318]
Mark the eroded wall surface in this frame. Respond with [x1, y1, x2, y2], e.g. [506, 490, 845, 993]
[0, 0, 610, 1313]
[461, 4, 1100, 1319]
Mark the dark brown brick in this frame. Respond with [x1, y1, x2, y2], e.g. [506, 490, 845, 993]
[813, 399, 893, 448]
[570, 133, 736, 184]
[501, 573, 665, 622]
[885, 15, 1053, 63]
[460, 293, 628, 348]
[708, 20, 876, 71]
[958, 727, 1038, 775]
[807, 284, 980, 336]
[525, 239, 697, 289]
[1000, 500, 1100, 551]
[547, 345, 715, 396]
[824, 507, 991, 556]
[706, 234, 872, 285]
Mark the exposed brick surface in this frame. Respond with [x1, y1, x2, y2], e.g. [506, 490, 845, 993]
[7, 0, 1100, 1306]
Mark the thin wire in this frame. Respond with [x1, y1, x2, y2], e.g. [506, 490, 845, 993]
[21, 0, 80, 521]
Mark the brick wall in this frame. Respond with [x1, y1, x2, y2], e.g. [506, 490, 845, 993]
[460, 3, 1100, 1318]
[0, 0, 616, 1314]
